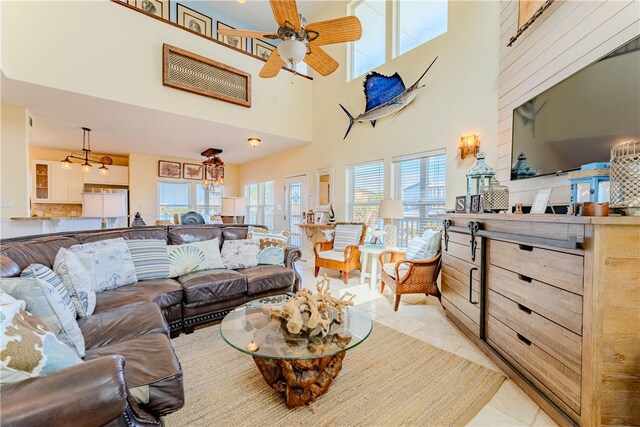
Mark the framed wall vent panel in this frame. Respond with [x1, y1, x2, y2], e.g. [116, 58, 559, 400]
[162, 44, 251, 108]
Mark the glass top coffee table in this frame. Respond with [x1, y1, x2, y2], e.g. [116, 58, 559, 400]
[220, 295, 372, 408]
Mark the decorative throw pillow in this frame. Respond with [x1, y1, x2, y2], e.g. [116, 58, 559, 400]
[125, 239, 170, 281]
[1, 277, 85, 358]
[250, 230, 291, 265]
[333, 225, 363, 251]
[53, 248, 97, 318]
[167, 238, 225, 277]
[246, 226, 270, 239]
[0, 291, 83, 385]
[69, 238, 137, 292]
[221, 240, 260, 270]
[20, 263, 77, 318]
[405, 230, 441, 261]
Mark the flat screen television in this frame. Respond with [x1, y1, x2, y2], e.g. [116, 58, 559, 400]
[511, 36, 640, 180]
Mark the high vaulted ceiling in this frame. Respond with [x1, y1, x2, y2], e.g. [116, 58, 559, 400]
[209, 0, 330, 31]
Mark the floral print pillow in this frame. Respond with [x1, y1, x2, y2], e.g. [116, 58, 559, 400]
[221, 240, 260, 270]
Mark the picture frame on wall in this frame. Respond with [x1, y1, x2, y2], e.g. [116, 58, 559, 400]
[217, 21, 247, 51]
[455, 196, 467, 213]
[253, 39, 276, 60]
[158, 160, 181, 178]
[177, 4, 212, 37]
[129, 0, 170, 20]
[183, 163, 203, 180]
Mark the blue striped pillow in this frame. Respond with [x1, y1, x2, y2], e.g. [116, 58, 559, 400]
[125, 239, 170, 281]
[333, 225, 363, 251]
[21, 263, 76, 317]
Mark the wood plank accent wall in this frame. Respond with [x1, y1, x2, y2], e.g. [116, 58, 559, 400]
[498, 0, 640, 206]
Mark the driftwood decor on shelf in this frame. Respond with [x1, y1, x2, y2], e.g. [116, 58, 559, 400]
[162, 44, 251, 107]
[507, 0, 555, 47]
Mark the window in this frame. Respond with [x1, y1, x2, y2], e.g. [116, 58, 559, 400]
[196, 184, 222, 217]
[349, 0, 448, 78]
[351, 0, 386, 79]
[157, 182, 190, 221]
[392, 151, 446, 247]
[397, 1, 447, 56]
[158, 181, 224, 221]
[244, 181, 275, 229]
[346, 160, 385, 236]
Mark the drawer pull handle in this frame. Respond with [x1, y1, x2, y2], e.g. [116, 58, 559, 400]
[517, 333, 532, 346]
[518, 244, 534, 252]
[469, 267, 479, 305]
[518, 274, 533, 283]
[517, 303, 532, 314]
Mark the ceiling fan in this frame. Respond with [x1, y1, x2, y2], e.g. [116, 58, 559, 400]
[217, 0, 362, 78]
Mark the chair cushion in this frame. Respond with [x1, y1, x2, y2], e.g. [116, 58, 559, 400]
[318, 250, 345, 262]
[167, 238, 224, 278]
[78, 302, 168, 350]
[178, 269, 247, 304]
[382, 262, 410, 280]
[125, 239, 170, 280]
[53, 248, 97, 318]
[0, 292, 83, 385]
[238, 265, 295, 295]
[1, 276, 85, 358]
[83, 334, 184, 416]
[94, 279, 183, 316]
[69, 238, 138, 292]
[332, 225, 363, 251]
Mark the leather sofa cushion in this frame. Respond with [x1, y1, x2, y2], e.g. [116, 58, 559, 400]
[94, 279, 183, 317]
[75, 227, 168, 244]
[0, 237, 79, 273]
[0, 255, 21, 278]
[239, 265, 295, 295]
[78, 302, 169, 350]
[222, 227, 249, 241]
[178, 269, 247, 304]
[84, 334, 184, 416]
[168, 226, 222, 245]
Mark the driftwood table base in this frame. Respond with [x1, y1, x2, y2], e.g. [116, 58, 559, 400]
[253, 352, 346, 408]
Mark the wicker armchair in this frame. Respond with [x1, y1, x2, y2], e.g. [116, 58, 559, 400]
[378, 250, 442, 311]
[314, 222, 367, 284]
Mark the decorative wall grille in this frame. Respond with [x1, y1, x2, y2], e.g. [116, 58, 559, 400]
[162, 44, 251, 107]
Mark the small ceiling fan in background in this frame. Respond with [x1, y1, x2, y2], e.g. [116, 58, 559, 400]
[217, 0, 362, 77]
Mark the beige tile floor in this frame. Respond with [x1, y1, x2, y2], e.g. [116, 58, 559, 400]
[296, 261, 558, 427]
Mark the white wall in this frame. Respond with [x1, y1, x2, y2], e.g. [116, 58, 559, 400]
[1, 0, 312, 142]
[239, 0, 500, 230]
[498, 0, 640, 205]
[0, 104, 30, 220]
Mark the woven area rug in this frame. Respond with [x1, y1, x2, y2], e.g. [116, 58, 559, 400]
[165, 322, 504, 426]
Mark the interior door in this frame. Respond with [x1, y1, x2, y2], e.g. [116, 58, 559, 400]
[284, 175, 307, 258]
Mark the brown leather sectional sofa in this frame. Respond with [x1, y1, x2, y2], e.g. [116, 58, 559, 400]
[0, 224, 302, 426]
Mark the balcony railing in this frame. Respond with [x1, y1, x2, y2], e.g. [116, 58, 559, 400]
[395, 217, 443, 248]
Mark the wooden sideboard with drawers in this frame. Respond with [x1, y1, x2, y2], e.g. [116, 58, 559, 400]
[441, 214, 639, 426]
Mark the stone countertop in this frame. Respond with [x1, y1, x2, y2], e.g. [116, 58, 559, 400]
[10, 216, 86, 221]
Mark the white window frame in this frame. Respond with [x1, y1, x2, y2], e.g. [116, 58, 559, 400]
[391, 149, 446, 246]
[244, 180, 275, 229]
[346, 159, 385, 236]
[157, 180, 224, 221]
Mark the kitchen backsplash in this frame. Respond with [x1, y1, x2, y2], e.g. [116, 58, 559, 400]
[31, 203, 83, 218]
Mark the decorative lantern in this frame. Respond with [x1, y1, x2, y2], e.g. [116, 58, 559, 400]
[610, 140, 640, 213]
[568, 163, 610, 214]
[466, 152, 496, 211]
[511, 152, 537, 180]
[481, 177, 509, 212]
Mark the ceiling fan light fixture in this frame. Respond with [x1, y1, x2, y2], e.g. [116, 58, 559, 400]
[279, 39, 307, 66]
[248, 138, 261, 148]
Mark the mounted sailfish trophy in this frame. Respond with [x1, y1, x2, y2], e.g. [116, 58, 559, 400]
[339, 57, 438, 140]
[217, 0, 362, 77]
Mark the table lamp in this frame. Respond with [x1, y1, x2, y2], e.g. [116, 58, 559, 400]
[378, 199, 404, 248]
[221, 197, 247, 224]
[82, 192, 126, 228]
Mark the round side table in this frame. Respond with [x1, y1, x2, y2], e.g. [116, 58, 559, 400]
[359, 245, 404, 288]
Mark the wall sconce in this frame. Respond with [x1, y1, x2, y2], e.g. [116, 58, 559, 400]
[459, 134, 480, 159]
[248, 137, 261, 148]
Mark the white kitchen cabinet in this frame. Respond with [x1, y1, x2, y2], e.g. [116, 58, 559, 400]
[31, 161, 84, 204]
[84, 165, 128, 185]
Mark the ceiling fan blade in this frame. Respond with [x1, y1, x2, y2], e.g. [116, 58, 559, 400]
[217, 28, 278, 40]
[304, 44, 339, 76]
[269, 0, 301, 32]
[305, 16, 362, 46]
[259, 49, 285, 78]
